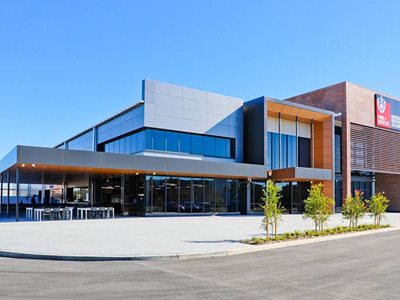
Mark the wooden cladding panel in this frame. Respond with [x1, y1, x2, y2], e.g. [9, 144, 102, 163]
[314, 118, 333, 170]
[350, 123, 400, 174]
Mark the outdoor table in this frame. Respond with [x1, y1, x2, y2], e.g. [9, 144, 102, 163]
[34, 208, 44, 221]
[33, 208, 74, 221]
[106, 207, 115, 219]
[25, 207, 34, 219]
[77, 207, 114, 219]
[63, 207, 74, 220]
[77, 207, 91, 219]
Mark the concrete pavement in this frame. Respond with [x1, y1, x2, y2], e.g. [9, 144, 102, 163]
[0, 213, 398, 259]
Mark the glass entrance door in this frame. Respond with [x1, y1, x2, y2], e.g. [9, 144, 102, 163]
[101, 176, 122, 215]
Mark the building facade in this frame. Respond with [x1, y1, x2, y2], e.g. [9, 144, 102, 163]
[0, 80, 336, 219]
[286, 81, 400, 212]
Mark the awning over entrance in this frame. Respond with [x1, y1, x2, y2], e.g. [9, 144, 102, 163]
[270, 167, 332, 182]
[0, 146, 267, 183]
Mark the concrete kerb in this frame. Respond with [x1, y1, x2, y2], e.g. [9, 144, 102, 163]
[0, 226, 398, 262]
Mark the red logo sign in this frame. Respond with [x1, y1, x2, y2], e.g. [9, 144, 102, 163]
[376, 96, 391, 128]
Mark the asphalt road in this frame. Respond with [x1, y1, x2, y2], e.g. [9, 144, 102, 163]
[1, 231, 400, 300]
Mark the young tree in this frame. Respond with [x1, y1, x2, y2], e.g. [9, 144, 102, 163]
[261, 180, 286, 238]
[304, 183, 335, 232]
[342, 190, 367, 228]
[367, 192, 390, 226]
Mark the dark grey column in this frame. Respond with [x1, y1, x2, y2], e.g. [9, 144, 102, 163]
[295, 116, 299, 167]
[246, 180, 251, 214]
[7, 171, 10, 218]
[16, 167, 20, 221]
[311, 119, 315, 168]
[0, 173, 3, 216]
[278, 113, 282, 169]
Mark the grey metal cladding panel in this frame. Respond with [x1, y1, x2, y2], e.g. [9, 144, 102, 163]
[0, 146, 18, 172]
[194, 160, 251, 177]
[64, 150, 101, 168]
[294, 167, 332, 180]
[166, 158, 197, 174]
[100, 152, 135, 170]
[135, 155, 169, 172]
[144, 80, 182, 98]
[19, 146, 64, 166]
[244, 164, 266, 178]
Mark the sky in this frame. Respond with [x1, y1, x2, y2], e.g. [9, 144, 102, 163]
[1, 0, 400, 158]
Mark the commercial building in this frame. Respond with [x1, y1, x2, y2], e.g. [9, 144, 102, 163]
[0, 80, 338, 219]
[286, 82, 400, 212]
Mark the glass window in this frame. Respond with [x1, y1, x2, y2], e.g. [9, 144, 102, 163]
[114, 140, 120, 153]
[281, 134, 288, 168]
[166, 132, 179, 152]
[298, 137, 311, 167]
[272, 133, 280, 169]
[146, 129, 153, 150]
[153, 130, 166, 151]
[204, 136, 216, 157]
[119, 138, 125, 154]
[180, 178, 192, 213]
[102, 129, 233, 158]
[166, 177, 180, 213]
[226, 179, 239, 212]
[125, 136, 131, 154]
[191, 135, 204, 155]
[204, 179, 215, 213]
[179, 133, 191, 154]
[251, 181, 265, 212]
[152, 176, 165, 213]
[137, 131, 145, 152]
[215, 179, 227, 212]
[287, 135, 296, 168]
[193, 178, 204, 213]
[131, 133, 138, 153]
[267, 132, 272, 169]
[215, 138, 226, 158]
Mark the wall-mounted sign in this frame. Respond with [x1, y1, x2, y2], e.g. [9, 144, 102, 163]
[375, 94, 400, 130]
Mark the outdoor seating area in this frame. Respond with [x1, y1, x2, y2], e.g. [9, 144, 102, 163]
[25, 206, 115, 221]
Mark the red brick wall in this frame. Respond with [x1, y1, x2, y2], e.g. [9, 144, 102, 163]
[375, 173, 400, 211]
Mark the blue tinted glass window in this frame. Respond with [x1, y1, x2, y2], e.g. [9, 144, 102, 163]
[146, 130, 153, 149]
[131, 133, 138, 153]
[215, 138, 226, 158]
[137, 131, 145, 152]
[124, 136, 130, 154]
[191, 135, 204, 155]
[272, 133, 279, 170]
[166, 132, 179, 152]
[204, 136, 216, 156]
[287, 135, 296, 167]
[226, 139, 231, 158]
[114, 140, 120, 153]
[179, 133, 191, 153]
[119, 139, 125, 154]
[153, 130, 166, 151]
[267, 132, 272, 169]
[280, 135, 287, 168]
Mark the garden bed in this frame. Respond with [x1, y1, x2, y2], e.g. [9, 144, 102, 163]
[244, 224, 390, 245]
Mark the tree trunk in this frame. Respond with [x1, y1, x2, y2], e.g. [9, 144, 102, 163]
[274, 220, 277, 238]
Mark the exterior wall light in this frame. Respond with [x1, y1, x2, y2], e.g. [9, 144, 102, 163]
[153, 172, 156, 175]
[32, 164, 36, 167]
[21, 164, 25, 167]
[136, 172, 139, 175]
[267, 170, 272, 177]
